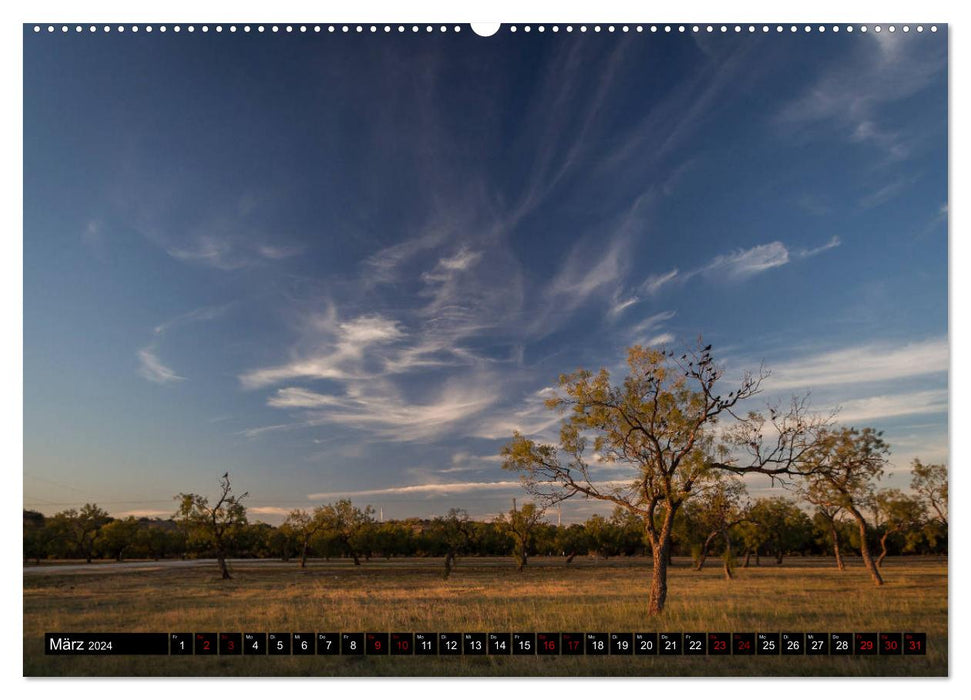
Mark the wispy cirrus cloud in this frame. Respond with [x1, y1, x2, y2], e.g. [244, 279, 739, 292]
[239, 312, 404, 389]
[240, 302, 504, 442]
[163, 234, 301, 271]
[249, 506, 296, 516]
[137, 347, 184, 384]
[836, 389, 947, 424]
[137, 304, 229, 385]
[471, 386, 562, 441]
[307, 480, 525, 501]
[640, 236, 840, 295]
[765, 336, 947, 392]
[776, 32, 945, 161]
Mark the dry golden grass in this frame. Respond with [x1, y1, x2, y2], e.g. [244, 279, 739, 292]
[23, 555, 947, 677]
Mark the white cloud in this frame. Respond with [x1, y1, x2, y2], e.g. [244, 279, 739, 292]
[247, 378, 499, 443]
[644, 333, 675, 347]
[766, 337, 948, 391]
[836, 389, 948, 424]
[776, 32, 944, 162]
[163, 234, 301, 271]
[472, 386, 562, 440]
[641, 268, 679, 296]
[629, 310, 676, 338]
[137, 347, 184, 384]
[249, 506, 295, 516]
[137, 305, 229, 385]
[607, 292, 639, 318]
[547, 232, 629, 308]
[639, 237, 839, 293]
[307, 480, 524, 500]
[702, 241, 790, 280]
[438, 247, 483, 272]
[266, 387, 352, 409]
[152, 304, 230, 336]
[239, 313, 404, 389]
[796, 235, 841, 258]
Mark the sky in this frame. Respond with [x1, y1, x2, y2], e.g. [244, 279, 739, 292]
[23, 25, 948, 524]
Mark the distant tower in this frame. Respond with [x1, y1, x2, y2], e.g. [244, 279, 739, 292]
[557, 506, 561, 527]
[379, 507, 384, 523]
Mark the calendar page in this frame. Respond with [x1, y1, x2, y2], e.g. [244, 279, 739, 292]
[22, 16, 948, 678]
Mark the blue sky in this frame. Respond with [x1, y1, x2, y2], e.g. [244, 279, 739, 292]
[23, 26, 947, 523]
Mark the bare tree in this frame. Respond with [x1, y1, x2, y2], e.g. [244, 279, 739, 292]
[502, 342, 826, 615]
[175, 474, 248, 579]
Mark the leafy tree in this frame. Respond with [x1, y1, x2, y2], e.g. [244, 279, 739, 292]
[502, 343, 825, 615]
[801, 427, 888, 585]
[584, 514, 621, 558]
[687, 475, 747, 576]
[872, 489, 925, 568]
[812, 505, 849, 571]
[135, 520, 178, 561]
[496, 500, 545, 571]
[745, 497, 812, 565]
[430, 508, 476, 578]
[23, 510, 51, 563]
[99, 517, 140, 561]
[283, 507, 328, 568]
[554, 523, 589, 563]
[319, 499, 375, 565]
[49, 504, 111, 563]
[910, 459, 947, 526]
[175, 474, 248, 579]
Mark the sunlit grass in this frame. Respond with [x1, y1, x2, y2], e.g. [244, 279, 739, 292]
[24, 555, 946, 676]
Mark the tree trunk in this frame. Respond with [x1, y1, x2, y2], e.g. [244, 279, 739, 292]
[849, 507, 883, 585]
[443, 551, 455, 579]
[743, 549, 751, 568]
[352, 552, 361, 566]
[649, 537, 670, 615]
[695, 532, 718, 571]
[877, 532, 891, 569]
[722, 532, 734, 580]
[755, 551, 760, 566]
[516, 549, 528, 571]
[217, 551, 231, 579]
[300, 541, 308, 569]
[775, 550, 784, 565]
[647, 507, 678, 616]
[831, 524, 845, 571]
[565, 551, 577, 564]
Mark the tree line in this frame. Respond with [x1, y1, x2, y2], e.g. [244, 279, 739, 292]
[22, 469, 946, 575]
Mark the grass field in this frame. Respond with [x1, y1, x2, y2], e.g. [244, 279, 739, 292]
[23, 555, 947, 677]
